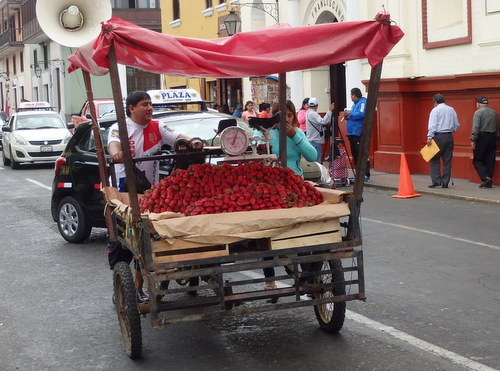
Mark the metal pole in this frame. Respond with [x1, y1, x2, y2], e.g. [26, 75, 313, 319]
[278, 72, 287, 167]
[82, 70, 116, 239]
[352, 62, 383, 216]
[108, 42, 142, 224]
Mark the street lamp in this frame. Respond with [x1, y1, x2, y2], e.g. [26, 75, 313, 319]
[30, 59, 66, 79]
[34, 65, 42, 78]
[224, 10, 241, 36]
[230, 1, 279, 23]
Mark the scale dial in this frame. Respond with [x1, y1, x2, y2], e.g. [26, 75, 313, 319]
[220, 126, 249, 156]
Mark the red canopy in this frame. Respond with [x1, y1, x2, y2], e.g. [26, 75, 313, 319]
[68, 12, 403, 78]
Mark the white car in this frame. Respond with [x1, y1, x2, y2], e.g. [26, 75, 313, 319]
[2, 102, 73, 169]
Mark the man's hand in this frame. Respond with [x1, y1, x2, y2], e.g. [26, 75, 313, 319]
[471, 141, 476, 150]
[112, 151, 123, 163]
[426, 137, 433, 146]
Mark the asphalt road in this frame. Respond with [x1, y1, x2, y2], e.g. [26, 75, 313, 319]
[0, 163, 498, 371]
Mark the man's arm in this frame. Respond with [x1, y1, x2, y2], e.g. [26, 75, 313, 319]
[349, 101, 365, 121]
[108, 141, 123, 163]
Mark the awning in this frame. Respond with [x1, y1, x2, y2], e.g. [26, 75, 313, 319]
[68, 11, 404, 78]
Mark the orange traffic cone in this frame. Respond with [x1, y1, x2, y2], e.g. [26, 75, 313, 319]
[392, 153, 421, 199]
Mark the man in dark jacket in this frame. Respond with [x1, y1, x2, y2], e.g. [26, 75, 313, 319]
[343, 87, 370, 181]
[471, 96, 499, 188]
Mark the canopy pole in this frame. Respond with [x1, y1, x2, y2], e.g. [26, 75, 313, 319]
[278, 72, 287, 167]
[82, 70, 116, 239]
[352, 61, 383, 216]
[108, 41, 142, 224]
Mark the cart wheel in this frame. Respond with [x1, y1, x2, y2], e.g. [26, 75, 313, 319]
[113, 262, 142, 359]
[312, 259, 346, 333]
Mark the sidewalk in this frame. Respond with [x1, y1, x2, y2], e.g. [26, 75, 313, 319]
[341, 170, 500, 205]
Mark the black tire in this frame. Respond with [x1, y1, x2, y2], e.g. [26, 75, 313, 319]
[113, 262, 142, 359]
[2, 147, 10, 166]
[56, 196, 92, 243]
[313, 259, 346, 333]
[9, 147, 19, 169]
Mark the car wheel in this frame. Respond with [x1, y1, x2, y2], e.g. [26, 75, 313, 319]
[57, 196, 92, 243]
[9, 147, 19, 169]
[2, 147, 10, 166]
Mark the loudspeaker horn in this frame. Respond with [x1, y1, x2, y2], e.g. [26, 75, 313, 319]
[36, 0, 112, 48]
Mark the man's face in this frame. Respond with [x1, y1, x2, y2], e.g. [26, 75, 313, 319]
[351, 94, 358, 103]
[130, 98, 153, 126]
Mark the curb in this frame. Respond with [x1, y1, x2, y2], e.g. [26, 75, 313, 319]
[364, 183, 500, 206]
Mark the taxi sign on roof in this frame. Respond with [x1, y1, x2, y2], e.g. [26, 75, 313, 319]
[148, 89, 202, 105]
[18, 101, 51, 109]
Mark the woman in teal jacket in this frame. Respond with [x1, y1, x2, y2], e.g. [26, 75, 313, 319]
[254, 100, 318, 177]
[253, 100, 318, 294]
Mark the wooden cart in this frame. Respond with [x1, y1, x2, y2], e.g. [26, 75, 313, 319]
[66, 13, 403, 358]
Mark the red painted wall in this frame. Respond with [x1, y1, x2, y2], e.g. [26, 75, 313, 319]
[370, 73, 500, 186]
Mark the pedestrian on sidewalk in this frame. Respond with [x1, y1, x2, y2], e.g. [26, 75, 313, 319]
[426, 94, 460, 189]
[342, 87, 370, 181]
[306, 97, 334, 163]
[470, 96, 499, 188]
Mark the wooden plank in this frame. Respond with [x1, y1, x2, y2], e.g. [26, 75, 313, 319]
[270, 219, 340, 240]
[271, 231, 342, 250]
[152, 239, 222, 252]
[153, 247, 229, 264]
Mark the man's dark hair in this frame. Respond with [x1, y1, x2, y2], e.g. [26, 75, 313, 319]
[351, 88, 362, 98]
[433, 94, 445, 104]
[125, 91, 151, 117]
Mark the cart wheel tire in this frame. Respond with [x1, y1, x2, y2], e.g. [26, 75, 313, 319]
[57, 196, 92, 243]
[113, 261, 142, 359]
[10, 147, 19, 169]
[313, 259, 346, 333]
[2, 148, 10, 166]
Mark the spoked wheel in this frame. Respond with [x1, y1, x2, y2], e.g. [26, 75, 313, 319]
[113, 262, 142, 359]
[312, 259, 346, 333]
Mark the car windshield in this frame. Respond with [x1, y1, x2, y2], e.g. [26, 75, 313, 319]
[94, 111, 252, 148]
[156, 112, 252, 146]
[97, 103, 116, 117]
[15, 114, 65, 130]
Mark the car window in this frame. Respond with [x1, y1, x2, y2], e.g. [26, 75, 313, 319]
[97, 103, 116, 117]
[14, 114, 65, 130]
[78, 125, 111, 153]
[156, 112, 253, 146]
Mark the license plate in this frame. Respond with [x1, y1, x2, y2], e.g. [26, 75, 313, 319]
[40, 145, 53, 152]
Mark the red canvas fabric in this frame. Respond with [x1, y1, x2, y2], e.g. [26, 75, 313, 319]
[68, 12, 403, 77]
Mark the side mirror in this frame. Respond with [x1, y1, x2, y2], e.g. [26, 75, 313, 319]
[66, 123, 75, 130]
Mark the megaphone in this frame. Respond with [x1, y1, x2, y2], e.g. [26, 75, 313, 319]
[36, 0, 112, 48]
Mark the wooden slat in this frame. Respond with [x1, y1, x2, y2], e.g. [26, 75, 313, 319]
[270, 219, 342, 250]
[271, 219, 340, 240]
[153, 248, 229, 264]
[152, 239, 222, 252]
[271, 231, 342, 250]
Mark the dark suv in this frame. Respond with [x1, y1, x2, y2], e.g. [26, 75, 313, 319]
[50, 110, 254, 242]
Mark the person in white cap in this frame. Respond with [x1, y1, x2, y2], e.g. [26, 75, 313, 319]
[305, 97, 335, 162]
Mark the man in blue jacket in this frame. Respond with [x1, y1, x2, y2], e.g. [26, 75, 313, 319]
[343, 87, 370, 180]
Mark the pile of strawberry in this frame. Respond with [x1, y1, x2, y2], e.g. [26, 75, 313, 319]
[139, 162, 323, 216]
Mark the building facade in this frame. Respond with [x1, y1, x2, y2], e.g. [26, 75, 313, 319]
[161, 0, 500, 185]
[0, 0, 162, 122]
